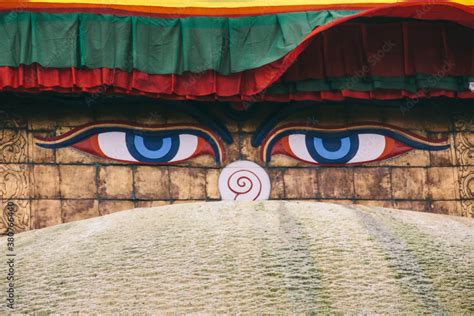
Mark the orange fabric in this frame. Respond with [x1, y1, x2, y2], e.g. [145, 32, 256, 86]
[0, 1, 471, 17]
[0, 3, 373, 17]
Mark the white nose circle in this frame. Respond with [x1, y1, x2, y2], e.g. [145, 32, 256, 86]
[218, 160, 271, 201]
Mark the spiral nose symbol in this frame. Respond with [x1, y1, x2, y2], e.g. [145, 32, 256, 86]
[218, 160, 271, 201]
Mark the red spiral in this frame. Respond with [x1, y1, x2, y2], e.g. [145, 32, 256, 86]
[226, 169, 262, 201]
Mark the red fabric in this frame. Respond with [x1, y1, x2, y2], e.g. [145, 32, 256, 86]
[283, 20, 473, 81]
[2, 82, 471, 102]
[253, 2, 474, 92]
[2, 64, 472, 101]
[0, 64, 257, 96]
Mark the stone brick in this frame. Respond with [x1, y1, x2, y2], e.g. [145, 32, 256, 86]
[28, 112, 57, 130]
[318, 168, 354, 199]
[269, 154, 307, 167]
[178, 155, 216, 168]
[56, 107, 93, 127]
[393, 200, 430, 212]
[135, 200, 170, 209]
[240, 104, 275, 133]
[421, 107, 452, 132]
[240, 134, 260, 162]
[28, 132, 55, 163]
[98, 166, 133, 199]
[0, 200, 30, 234]
[354, 168, 391, 199]
[169, 167, 206, 200]
[31, 200, 62, 229]
[206, 169, 220, 200]
[134, 106, 167, 125]
[134, 166, 170, 200]
[269, 169, 285, 199]
[217, 113, 238, 133]
[431, 201, 461, 216]
[163, 111, 193, 125]
[427, 167, 458, 200]
[240, 118, 258, 133]
[345, 105, 383, 123]
[99, 200, 135, 215]
[371, 150, 430, 167]
[421, 115, 451, 132]
[62, 200, 99, 223]
[316, 105, 348, 126]
[391, 168, 427, 199]
[33, 165, 60, 199]
[430, 147, 454, 167]
[382, 105, 425, 130]
[283, 168, 318, 199]
[56, 147, 102, 164]
[94, 104, 137, 122]
[223, 133, 241, 165]
[60, 165, 97, 199]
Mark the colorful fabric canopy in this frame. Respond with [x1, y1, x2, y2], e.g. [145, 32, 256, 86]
[0, 1, 472, 101]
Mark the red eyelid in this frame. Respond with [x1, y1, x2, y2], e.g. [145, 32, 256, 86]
[197, 137, 215, 157]
[377, 137, 412, 161]
[270, 136, 291, 157]
[72, 135, 104, 157]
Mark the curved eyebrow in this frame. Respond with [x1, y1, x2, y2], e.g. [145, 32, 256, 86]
[262, 123, 450, 151]
[34, 122, 224, 148]
[172, 102, 233, 144]
[252, 103, 313, 147]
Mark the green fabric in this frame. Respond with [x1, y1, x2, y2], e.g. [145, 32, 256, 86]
[0, 10, 358, 75]
[266, 76, 474, 93]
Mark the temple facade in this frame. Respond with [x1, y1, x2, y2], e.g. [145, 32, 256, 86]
[0, 0, 473, 233]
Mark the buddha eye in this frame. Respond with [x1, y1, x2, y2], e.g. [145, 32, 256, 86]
[35, 122, 225, 165]
[261, 123, 449, 166]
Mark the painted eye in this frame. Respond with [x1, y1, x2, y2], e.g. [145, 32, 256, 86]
[271, 133, 411, 165]
[261, 124, 449, 166]
[35, 122, 225, 165]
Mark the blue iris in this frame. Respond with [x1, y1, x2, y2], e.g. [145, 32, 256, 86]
[126, 132, 180, 163]
[305, 134, 359, 164]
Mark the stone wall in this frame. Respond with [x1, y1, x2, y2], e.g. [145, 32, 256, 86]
[0, 95, 472, 233]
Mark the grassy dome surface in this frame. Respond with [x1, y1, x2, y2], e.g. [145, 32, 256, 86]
[2, 201, 473, 313]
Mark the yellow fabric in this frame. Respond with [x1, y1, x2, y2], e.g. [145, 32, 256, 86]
[3, 0, 473, 8]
